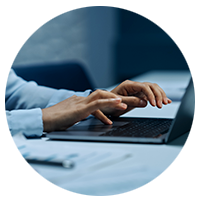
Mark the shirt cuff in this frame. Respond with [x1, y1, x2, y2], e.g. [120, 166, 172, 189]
[6, 108, 43, 137]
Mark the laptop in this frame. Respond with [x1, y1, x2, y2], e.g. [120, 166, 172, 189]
[46, 79, 195, 144]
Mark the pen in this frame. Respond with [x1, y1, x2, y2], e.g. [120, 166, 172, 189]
[26, 158, 75, 169]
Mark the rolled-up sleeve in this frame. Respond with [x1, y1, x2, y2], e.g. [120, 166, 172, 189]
[5, 69, 92, 137]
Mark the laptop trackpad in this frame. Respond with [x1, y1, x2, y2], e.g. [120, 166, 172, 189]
[68, 119, 129, 132]
[48, 119, 129, 137]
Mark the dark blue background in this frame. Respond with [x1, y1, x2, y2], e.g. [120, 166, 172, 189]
[115, 6, 195, 81]
[12, 7, 189, 89]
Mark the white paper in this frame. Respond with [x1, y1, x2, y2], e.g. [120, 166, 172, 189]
[44, 164, 195, 196]
[12, 132, 134, 181]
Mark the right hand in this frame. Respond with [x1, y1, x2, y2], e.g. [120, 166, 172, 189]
[42, 90, 127, 132]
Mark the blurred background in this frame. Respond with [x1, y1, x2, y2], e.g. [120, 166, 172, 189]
[12, 6, 189, 89]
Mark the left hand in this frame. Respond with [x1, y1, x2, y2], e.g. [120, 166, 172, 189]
[42, 90, 127, 132]
[101, 80, 172, 117]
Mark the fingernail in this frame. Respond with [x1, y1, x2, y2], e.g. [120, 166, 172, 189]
[139, 100, 146, 106]
[111, 98, 121, 102]
[121, 103, 127, 109]
[152, 100, 156, 106]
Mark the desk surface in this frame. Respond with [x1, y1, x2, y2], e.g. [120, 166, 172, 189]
[17, 70, 191, 196]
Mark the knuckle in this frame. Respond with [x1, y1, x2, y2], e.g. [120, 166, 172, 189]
[125, 79, 132, 84]
[91, 89, 102, 99]
[94, 99, 101, 106]
[122, 79, 131, 86]
[155, 95, 161, 100]
[162, 92, 167, 97]
[141, 82, 148, 88]
[143, 82, 150, 85]
[94, 89, 103, 96]
[95, 89, 102, 93]
[71, 95, 78, 99]
[152, 83, 158, 87]
[93, 89, 113, 99]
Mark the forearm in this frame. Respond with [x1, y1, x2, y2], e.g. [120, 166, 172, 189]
[6, 89, 93, 135]
[6, 69, 92, 110]
[6, 69, 57, 110]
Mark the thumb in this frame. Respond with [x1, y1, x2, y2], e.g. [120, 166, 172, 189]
[120, 96, 147, 108]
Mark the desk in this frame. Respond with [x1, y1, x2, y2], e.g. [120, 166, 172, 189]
[16, 70, 191, 196]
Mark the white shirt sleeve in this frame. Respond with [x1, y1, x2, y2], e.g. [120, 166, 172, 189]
[5, 69, 92, 137]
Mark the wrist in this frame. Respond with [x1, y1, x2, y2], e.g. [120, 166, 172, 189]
[42, 108, 53, 132]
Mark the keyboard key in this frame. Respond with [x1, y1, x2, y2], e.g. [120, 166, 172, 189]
[100, 118, 172, 138]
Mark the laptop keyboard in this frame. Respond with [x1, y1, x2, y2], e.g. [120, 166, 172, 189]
[100, 118, 173, 138]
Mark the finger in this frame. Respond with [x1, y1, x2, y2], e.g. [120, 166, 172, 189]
[92, 110, 113, 125]
[86, 98, 125, 113]
[139, 83, 157, 107]
[87, 89, 118, 102]
[149, 84, 164, 108]
[167, 98, 172, 104]
[147, 84, 173, 107]
[115, 81, 156, 106]
[112, 102, 128, 110]
[156, 86, 169, 105]
[152, 85, 172, 106]
[120, 96, 147, 108]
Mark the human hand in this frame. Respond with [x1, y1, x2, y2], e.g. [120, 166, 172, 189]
[42, 90, 127, 132]
[102, 80, 172, 117]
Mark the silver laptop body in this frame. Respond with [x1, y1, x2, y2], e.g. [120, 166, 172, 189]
[46, 79, 195, 144]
